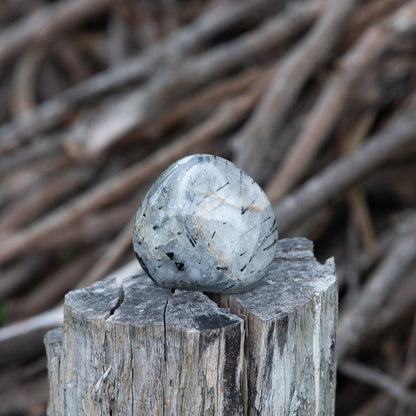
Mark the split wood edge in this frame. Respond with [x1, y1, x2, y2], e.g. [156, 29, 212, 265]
[45, 238, 337, 415]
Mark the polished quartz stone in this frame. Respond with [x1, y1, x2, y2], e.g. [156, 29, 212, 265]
[133, 154, 278, 293]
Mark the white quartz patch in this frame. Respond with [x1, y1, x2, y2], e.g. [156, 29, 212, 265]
[133, 154, 278, 293]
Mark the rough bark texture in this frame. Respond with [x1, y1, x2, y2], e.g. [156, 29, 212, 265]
[213, 238, 338, 415]
[45, 238, 337, 415]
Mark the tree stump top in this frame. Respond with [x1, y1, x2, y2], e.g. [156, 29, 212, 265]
[224, 238, 335, 318]
[65, 268, 244, 333]
[65, 238, 334, 324]
[47, 238, 337, 415]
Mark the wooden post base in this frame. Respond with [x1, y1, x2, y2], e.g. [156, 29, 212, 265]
[45, 238, 337, 415]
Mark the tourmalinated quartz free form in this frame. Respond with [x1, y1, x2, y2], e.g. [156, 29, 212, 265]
[133, 154, 278, 293]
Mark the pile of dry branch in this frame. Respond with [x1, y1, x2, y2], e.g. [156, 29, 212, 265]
[0, 0, 416, 414]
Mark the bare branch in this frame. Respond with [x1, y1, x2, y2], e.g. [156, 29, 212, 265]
[337, 233, 416, 361]
[274, 106, 416, 235]
[76, 221, 132, 288]
[64, 1, 321, 158]
[0, 0, 112, 67]
[266, 1, 416, 201]
[0, 0, 279, 155]
[339, 360, 416, 410]
[0, 81, 267, 265]
[233, 0, 359, 180]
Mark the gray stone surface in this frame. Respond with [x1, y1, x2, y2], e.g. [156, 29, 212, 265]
[133, 154, 278, 293]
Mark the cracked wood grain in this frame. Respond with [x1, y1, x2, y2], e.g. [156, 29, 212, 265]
[45, 238, 337, 415]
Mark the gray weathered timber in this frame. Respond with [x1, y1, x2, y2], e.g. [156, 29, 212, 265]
[45, 238, 337, 416]
[44, 327, 63, 416]
[213, 238, 338, 415]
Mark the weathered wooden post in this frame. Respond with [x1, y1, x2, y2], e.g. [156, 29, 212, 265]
[45, 238, 337, 415]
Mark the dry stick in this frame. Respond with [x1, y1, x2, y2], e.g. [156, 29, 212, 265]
[53, 38, 93, 84]
[345, 188, 377, 255]
[342, 215, 361, 303]
[133, 1, 159, 47]
[395, 317, 416, 415]
[233, 0, 359, 180]
[343, 112, 378, 257]
[0, 0, 32, 25]
[9, 251, 99, 320]
[64, 1, 322, 158]
[0, 0, 278, 154]
[0, 305, 63, 367]
[0, 354, 47, 386]
[351, 0, 404, 29]
[337, 233, 416, 361]
[0, 155, 71, 208]
[76, 221, 133, 289]
[0, 0, 112, 67]
[105, 8, 129, 67]
[339, 360, 416, 410]
[354, 394, 393, 416]
[37, 201, 137, 251]
[368, 270, 416, 338]
[161, 0, 179, 33]
[356, 210, 416, 274]
[0, 365, 48, 416]
[0, 168, 92, 233]
[66, 65, 272, 157]
[346, 368, 416, 415]
[5, 66, 269, 168]
[139, 65, 273, 140]
[8, 48, 45, 116]
[0, 134, 61, 176]
[345, 0, 406, 47]
[0, 256, 44, 298]
[273, 107, 416, 236]
[266, 1, 416, 202]
[346, 188, 377, 256]
[0, 81, 267, 265]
